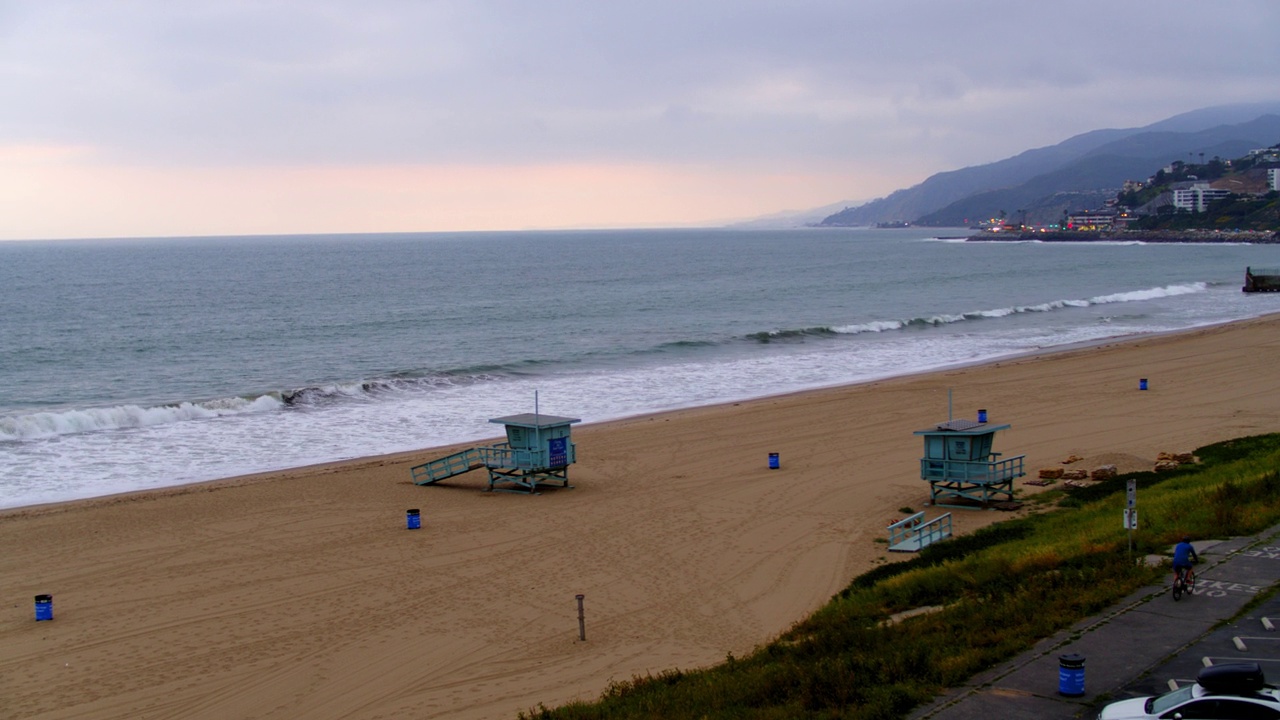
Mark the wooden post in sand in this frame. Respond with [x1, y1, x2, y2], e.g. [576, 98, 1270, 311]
[576, 594, 586, 641]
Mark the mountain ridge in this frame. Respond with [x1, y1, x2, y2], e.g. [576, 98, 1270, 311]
[818, 102, 1280, 228]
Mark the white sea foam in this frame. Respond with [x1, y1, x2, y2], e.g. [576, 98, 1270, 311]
[0, 286, 1213, 447]
[1, 230, 1276, 511]
[829, 283, 1208, 336]
[830, 319, 904, 334]
[1088, 282, 1206, 304]
[0, 294, 1244, 511]
[0, 395, 284, 442]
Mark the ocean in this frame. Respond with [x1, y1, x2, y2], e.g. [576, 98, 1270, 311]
[3, 227, 1279, 510]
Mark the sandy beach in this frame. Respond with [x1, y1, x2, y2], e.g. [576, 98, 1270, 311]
[5, 314, 1280, 719]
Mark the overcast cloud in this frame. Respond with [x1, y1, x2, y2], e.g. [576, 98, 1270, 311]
[2, 1, 1278, 239]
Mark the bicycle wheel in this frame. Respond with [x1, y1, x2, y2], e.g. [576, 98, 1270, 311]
[1173, 580, 1183, 601]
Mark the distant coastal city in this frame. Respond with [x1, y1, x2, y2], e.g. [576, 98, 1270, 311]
[969, 144, 1280, 243]
[822, 107, 1280, 245]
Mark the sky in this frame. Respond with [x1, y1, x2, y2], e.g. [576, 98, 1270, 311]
[2, 1, 1278, 240]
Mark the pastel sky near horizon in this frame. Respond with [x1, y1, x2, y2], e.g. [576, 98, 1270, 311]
[2, 1, 1278, 241]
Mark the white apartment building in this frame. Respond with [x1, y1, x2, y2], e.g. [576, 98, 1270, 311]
[1172, 183, 1232, 213]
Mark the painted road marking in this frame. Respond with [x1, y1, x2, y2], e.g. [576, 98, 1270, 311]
[1190, 579, 1264, 597]
[1203, 656, 1280, 667]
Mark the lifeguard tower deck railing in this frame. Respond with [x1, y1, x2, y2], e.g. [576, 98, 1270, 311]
[915, 417, 1025, 507]
[411, 413, 581, 493]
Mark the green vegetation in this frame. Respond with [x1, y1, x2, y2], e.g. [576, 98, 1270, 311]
[521, 434, 1280, 720]
[1121, 147, 1280, 232]
[1129, 191, 1280, 232]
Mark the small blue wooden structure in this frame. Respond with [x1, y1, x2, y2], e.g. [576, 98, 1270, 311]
[411, 412, 581, 493]
[915, 416, 1025, 507]
[887, 512, 953, 552]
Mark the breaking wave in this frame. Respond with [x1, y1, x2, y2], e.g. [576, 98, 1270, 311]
[0, 281, 1211, 443]
[785, 282, 1209, 337]
[745, 327, 840, 343]
[0, 395, 285, 442]
[0, 369, 517, 442]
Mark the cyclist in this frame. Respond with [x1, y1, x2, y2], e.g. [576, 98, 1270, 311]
[1173, 535, 1199, 586]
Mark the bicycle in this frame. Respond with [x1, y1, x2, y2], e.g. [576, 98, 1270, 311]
[1172, 565, 1196, 601]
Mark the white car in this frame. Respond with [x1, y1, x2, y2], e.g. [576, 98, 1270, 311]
[1098, 663, 1280, 719]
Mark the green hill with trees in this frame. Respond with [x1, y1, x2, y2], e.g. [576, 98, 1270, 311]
[1123, 151, 1280, 232]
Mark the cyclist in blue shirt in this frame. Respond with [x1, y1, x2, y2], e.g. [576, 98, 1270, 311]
[1173, 536, 1199, 584]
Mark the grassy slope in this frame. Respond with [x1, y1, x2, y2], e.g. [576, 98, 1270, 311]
[521, 435, 1280, 720]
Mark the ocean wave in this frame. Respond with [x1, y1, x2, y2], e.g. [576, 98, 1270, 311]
[818, 282, 1208, 336]
[0, 395, 285, 442]
[746, 326, 839, 343]
[0, 369, 517, 442]
[1087, 283, 1206, 304]
[0, 281, 1212, 443]
[655, 339, 719, 350]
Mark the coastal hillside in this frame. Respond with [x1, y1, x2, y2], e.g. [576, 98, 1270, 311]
[819, 102, 1280, 228]
[916, 117, 1280, 228]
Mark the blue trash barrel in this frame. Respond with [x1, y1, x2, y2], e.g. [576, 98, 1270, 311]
[977, 409, 988, 423]
[406, 509, 421, 530]
[1058, 653, 1085, 696]
[1139, 378, 1148, 391]
[768, 453, 779, 470]
[34, 594, 53, 621]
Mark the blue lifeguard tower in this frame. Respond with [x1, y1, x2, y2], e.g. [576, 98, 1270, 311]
[411, 412, 581, 493]
[915, 414, 1025, 508]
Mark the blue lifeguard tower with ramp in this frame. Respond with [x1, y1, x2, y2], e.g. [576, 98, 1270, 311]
[411, 412, 581, 493]
[915, 413, 1025, 508]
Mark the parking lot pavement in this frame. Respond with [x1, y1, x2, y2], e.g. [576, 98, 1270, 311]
[909, 525, 1280, 720]
[1091, 538, 1280, 717]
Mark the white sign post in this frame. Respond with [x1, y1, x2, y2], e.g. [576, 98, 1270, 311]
[1125, 479, 1137, 556]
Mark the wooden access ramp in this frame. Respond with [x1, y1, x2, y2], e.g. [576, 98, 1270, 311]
[410, 444, 575, 493]
[412, 412, 580, 494]
[887, 512, 953, 553]
[411, 448, 485, 485]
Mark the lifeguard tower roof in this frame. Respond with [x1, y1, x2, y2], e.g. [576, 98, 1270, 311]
[914, 418, 1010, 435]
[489, 413, 581, 428]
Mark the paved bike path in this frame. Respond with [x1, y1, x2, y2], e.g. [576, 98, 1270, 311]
[909, 523, 1280, 720]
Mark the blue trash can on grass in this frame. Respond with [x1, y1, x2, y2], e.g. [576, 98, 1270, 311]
[1058, 653, 1085, 696]
[406, 509, 421, 530]
[35, 594, 53, 621]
